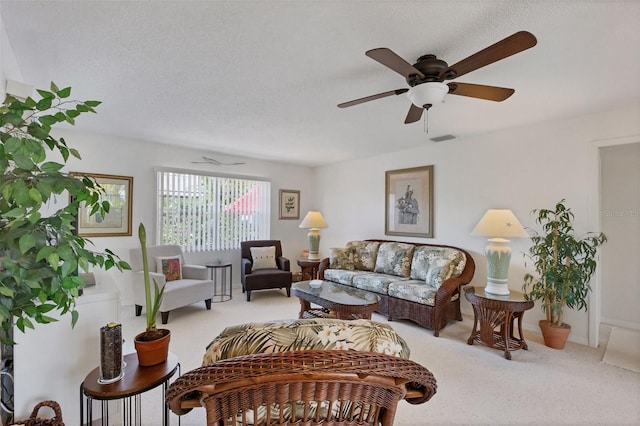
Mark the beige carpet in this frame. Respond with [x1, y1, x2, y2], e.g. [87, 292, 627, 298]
[116, 286, 640, 425]
[603, 327, 640, 373]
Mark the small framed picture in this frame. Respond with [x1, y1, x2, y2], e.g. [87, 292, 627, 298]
[385, 165, 434, 238]
[279, 189, 300, 220]
[71, 172, 133, 237]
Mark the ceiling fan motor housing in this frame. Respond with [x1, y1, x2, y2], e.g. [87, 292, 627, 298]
[407, 54, 450, 85]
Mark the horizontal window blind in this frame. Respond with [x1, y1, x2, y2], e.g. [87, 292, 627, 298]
[157, 169, 270, 252]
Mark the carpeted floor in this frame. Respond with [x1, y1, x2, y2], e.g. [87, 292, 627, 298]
[117, 285, 640, 425]
[603, 327, 640, 373]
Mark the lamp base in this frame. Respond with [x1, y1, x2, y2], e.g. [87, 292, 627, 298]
[484, 238, 511, 296]
[485, 280, 510, 296]
[307, 228, 321, 261]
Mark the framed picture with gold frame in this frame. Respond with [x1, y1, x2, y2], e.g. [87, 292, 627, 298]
[385, 165, 434, 238]
[71, 173, 133, 237]
[279, 189, 300, 220]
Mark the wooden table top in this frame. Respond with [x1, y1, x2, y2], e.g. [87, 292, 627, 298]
[82, 352, 179, 400]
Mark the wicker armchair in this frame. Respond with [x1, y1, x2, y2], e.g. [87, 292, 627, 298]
[166, 350, 437, 426]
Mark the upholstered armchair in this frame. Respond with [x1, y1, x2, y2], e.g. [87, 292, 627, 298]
[129, 245, 214, 323]
[240, 240, 292, 301]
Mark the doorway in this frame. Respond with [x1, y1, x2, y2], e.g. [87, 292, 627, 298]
[599, 142, 640, 331]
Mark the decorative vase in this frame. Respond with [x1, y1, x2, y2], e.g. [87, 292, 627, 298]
[99, 322, 123, 383]
[134, 329, 171, 366]
[539, 320, 571, 349]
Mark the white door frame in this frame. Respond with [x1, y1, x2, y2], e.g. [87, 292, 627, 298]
[589, 134, 640, 347]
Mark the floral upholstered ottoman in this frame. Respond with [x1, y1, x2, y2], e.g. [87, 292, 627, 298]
[202, 318, 410, 364]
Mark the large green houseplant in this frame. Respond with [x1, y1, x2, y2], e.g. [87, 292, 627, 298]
[0, 83, 130, 344]
[522, 200, 607, 349]
[133, 222, 170, 366]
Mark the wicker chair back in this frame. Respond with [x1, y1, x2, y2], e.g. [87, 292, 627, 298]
[166, 350, 437, 425]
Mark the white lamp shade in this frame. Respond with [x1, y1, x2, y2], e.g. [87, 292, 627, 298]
[299, 211, 328, 229]
[471, 209, 528, 239]
[407, 82, 448, 108]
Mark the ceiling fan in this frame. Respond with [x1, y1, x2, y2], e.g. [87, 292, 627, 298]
[338, 31, 537, 124]
[192, 156, 246, 166]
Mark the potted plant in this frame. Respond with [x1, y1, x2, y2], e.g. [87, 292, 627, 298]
[133, 222, 170, 366]
[522, 200, 607, 349]
[0, 83, 130, 344]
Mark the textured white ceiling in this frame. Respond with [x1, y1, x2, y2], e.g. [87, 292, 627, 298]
[2, 1, 639, 167]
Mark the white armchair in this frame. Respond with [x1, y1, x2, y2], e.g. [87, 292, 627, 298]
[129, 245, 214, 324]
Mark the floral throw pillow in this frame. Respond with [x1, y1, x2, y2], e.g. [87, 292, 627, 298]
[156, 256, 182, 281]
[328, 247, 355, 270]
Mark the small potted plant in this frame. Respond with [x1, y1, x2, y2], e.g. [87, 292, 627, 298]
[522, 200, 607, 349]
[133, 223, 170, 366]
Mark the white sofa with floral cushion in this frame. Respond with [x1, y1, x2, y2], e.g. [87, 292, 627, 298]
[317, 240, 475, 336]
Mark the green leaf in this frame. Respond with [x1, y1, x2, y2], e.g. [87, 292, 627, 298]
[0, 287, 14, 297]
[48, 252, 60, 270]
[37, 304, 56, 314]
[58, 86, 71, 98]
[2, 112, 23, 125]
[50, 82, 59, 93]
[19, 234, 36, 254]
[85, 100, 101, 107]
[71, 310, 79, 327]
[36, 97, 53, 111]
[39, 115, 58, 126]
[38, 315, 57, 324]
[36, 89, 55, 99]
[28, 188, 42, 204]
[40, 161, 64, 172]
[4, 207, 25, 218]
[36, 246, 56, 262]
[16, 318, 25, 333]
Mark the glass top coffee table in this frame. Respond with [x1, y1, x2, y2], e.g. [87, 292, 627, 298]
[291, 280, 379, 320]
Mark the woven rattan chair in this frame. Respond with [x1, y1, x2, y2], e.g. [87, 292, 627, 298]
[166, 350, 437, 425]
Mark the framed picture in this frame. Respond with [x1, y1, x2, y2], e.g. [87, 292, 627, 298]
[72, 173, 133, 237]
[385, 165, 434, 238]
[279, 189, 300, 220]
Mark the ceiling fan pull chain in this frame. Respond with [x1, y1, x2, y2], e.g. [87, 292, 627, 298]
[423, 108, 429, 134]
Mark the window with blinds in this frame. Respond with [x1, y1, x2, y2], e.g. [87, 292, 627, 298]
[156, 169, 270, 252]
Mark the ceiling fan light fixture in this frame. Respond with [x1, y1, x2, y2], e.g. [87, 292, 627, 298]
[407, 82, 448, 109]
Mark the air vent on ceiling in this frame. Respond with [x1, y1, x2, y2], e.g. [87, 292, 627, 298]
[429, 134, 456, 142]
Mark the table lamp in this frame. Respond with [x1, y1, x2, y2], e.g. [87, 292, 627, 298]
[471, 209, 528, 295]
[299, 211, 328, 260]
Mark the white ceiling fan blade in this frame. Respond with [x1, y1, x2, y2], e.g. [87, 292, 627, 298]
[191, 156, 245, 165]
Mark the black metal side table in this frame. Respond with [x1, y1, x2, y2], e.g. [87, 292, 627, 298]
[80, 352, 180, 425]
[206, 262, 232, 302]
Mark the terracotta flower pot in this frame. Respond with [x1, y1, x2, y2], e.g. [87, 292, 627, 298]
[134, 328, 171, 366]
[539, 320, 571, 349]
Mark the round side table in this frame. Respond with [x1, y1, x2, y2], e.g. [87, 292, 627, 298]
[80, 352, 180, 425]
[206, 262, 232, 302]
[297, 259, 322, 281]
[464, 286, 534, 360]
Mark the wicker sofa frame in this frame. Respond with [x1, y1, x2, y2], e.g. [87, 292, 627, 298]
[166, 349, 437, 426]
[318, 239, 476, 337]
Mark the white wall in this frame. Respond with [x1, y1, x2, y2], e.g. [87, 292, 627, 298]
[314, 102, 640, 345]
[0, 4, 24, 100]
[53, 128, 314, 305]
